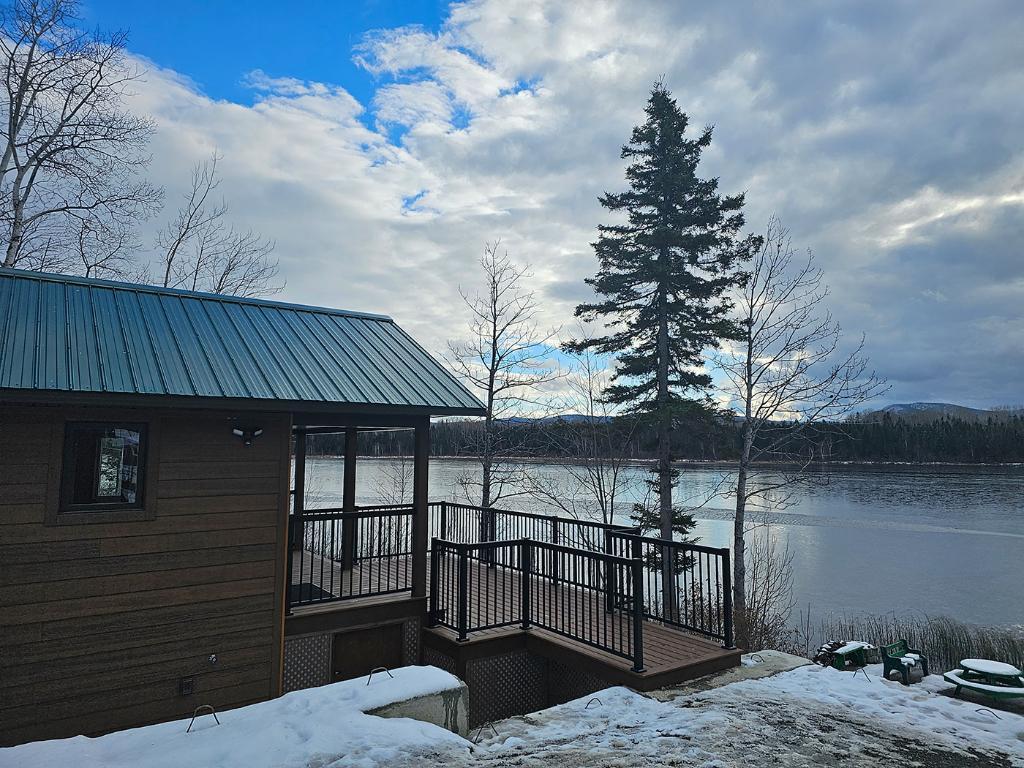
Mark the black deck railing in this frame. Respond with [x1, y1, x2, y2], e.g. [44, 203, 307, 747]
[289, 504, 414, 607]
[430, 500, 638, 552]
[608, 532, 733, 644]
[288, 500, 734, 653]
[429, 537, 646, 672]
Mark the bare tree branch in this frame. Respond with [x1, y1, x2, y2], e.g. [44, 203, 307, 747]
[0, 0, 160, 273]
[154, 151, 282, 297]
[446, 241, 561, 508]
[712, 216, 889, 648]
[520, 325, 642, 525]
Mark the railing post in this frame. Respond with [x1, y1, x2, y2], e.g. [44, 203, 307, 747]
[439, 501, 448, 541]
[428, 537, 441, 627]
[288, 427, 307, 614]
[479, 505, 495, 566]
[457, 544, 469, 641]
[550, 518, 559, 583]
[631, 541, 645, 673]
[603, 529, 615, 612]
[722, 547, 735, 649]
[341, 428, 358, 571]
[521, 539, 532, 630]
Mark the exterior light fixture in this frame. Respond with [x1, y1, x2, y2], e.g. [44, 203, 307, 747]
[231, 427, 264, 446]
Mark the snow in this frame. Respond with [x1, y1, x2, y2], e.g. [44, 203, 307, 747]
[945, 669, 1024, 694]
[834, 641, 874, 654]
[747, 664, 1024, 757]
[960, 658, 1023, 676]
[0, 666, 470, 768]
[432, 662, 1024, 767]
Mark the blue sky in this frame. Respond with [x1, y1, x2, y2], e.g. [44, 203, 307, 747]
[83, 0, 449, 105]
[66, 1, 1024, 408]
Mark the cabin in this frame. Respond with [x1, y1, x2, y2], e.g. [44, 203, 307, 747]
[0, 268, 739, 748]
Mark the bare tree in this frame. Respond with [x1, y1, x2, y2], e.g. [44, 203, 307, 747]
[373, 455, 413, 506]
[447, 241, 559, 509]
[523, 330, 641, 525]
[155, 152, 280, 297]
[73, 217, 140, 280]
[741, 530, 797, 652]
[0, 0, 159, 272]
[714, 217, 887, 648]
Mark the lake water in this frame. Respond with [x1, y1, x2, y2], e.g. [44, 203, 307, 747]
[303, 457, 1024, 629]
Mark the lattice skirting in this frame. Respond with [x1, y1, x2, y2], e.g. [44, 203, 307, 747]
[454, 648, 614, 727]
[283, 633, 331, 693]
[284, 619, 422, 695]
[423, 645, 457, 675]
[465, 649, 548, 726]
[547, 658, 608, 706]
[402, 618, 421, 665]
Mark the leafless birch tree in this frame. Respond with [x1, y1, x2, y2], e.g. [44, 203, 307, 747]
[714, 217, 887, 648]
[155, 152, 280, 297]
[0, 0, 159, 272]
[523, 332, 640, 525]
[447, 241, 559, 509]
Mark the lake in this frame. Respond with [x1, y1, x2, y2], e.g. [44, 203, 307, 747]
[303, 457, 1024, 629]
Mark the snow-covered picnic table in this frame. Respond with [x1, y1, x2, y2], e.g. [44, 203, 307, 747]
[830, 641, 875, 670]
[960, 658, 1023, 679]
[944, 657, 1024, 701]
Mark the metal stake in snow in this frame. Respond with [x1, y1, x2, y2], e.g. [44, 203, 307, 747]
[186, 705, 220, 733]
[472, 723, 499, 744]
[366, 667, 395, 685]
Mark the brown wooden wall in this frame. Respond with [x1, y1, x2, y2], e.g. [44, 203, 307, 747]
[0, 404, 291, 746]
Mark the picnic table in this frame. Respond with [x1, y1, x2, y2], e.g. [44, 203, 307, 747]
[830, 641, 875, 671]
[943, 658, 1024, 700]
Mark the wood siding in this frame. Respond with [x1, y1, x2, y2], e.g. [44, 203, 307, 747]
[0, 404, 290, 746]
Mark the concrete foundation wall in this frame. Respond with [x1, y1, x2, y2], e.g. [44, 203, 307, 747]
[367, 681, 470, 737]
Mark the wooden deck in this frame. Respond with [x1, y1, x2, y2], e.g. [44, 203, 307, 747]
[291, 548, 740, 690]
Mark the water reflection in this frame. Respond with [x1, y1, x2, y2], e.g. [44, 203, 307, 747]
[303, 457, 1024, 627]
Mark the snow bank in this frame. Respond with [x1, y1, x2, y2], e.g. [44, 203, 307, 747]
[466, 662, 1024, 766]
[473, 686, 732, 764]
[711, 663, 1024, 759]
[0, 666, 470, 768]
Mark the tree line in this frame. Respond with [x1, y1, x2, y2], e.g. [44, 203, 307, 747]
[308, 411, 1024, 465]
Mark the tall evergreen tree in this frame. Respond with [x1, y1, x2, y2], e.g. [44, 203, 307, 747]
[568, 82, 758, 554]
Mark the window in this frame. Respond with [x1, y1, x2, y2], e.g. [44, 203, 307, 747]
[61, 423, 147, 513]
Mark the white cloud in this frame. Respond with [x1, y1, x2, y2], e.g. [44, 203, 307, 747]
[122, 0, 1024, 408]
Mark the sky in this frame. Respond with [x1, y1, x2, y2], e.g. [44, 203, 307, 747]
[80, 0, 1024, 410]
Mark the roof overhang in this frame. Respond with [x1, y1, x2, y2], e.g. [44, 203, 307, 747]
[0, 388, 486, 421]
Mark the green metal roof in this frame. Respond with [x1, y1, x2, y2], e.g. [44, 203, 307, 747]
[0, 268, 484, 415]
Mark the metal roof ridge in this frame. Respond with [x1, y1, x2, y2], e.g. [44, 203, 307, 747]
[0, 266, 394, 322]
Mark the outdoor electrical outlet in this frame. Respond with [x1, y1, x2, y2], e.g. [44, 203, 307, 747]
[179, 676, 195, 696]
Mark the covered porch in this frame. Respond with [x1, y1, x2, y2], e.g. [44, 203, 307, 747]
[285, 419, 741, 692]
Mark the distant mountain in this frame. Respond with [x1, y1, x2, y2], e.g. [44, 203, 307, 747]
[860, 402, 1020, 423]
[502, 414, 613, 425]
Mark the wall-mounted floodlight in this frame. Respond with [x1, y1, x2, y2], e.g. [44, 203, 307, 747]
[232, 427, 264, 446]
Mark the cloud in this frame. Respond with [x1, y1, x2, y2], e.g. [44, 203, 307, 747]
[123, 0, 1024, 409]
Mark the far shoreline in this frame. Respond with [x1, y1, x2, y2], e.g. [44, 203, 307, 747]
[304, 455, 1024, 469]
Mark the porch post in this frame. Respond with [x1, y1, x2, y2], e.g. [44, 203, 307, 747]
[287, 427, 307, 613]
[341, 427, 358, 571]
[411, 417, 430, 598]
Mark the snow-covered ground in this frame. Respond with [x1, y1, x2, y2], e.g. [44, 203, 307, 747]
[417, 660, 1024, 767]
[5, 660, 1022, 767]
[0, 666, 470, 768]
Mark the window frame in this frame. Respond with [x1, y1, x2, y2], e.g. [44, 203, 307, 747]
[48, 416, 160, 525]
